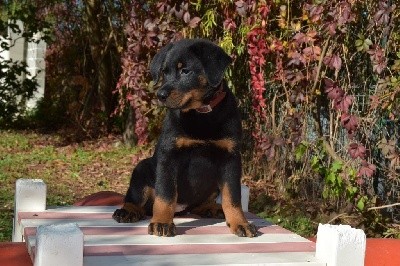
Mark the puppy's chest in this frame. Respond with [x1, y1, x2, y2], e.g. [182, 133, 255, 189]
[175, 136, 236, 153]
[173, 112, 238, 153]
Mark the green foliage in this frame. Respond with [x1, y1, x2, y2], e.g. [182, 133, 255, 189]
[294, 142, 308, 162]
[1, 1, 51, 42]
[0, 1, 51, 126]
[0, 211, 13, 242]
[257, 211, 316, 238]
[308, 141, 362, 206]
[200, 9, 217, 37]
[355, 34, 373, 52]
[357, 196, 367, 211]
[0, 59, 38, 125]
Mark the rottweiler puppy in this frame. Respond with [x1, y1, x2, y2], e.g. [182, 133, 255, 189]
[113, 38, 257, 238]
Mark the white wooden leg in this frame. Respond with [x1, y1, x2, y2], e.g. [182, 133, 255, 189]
[34, 223, 83, 266]
[316, 223, 366, 266]
[240, 185, 250, 212]
[13, 179, 47, 242]
[216, 185, 249, 212]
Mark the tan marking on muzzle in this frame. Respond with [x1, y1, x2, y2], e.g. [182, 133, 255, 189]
[181, 89, 207, 111]
[198, 75, 208, 86]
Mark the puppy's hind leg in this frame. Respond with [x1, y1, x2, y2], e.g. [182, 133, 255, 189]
[113, 158, 155, 223]
[190, 191, 225, 219]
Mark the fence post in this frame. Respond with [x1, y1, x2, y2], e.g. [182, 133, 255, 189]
[34, 223, 84, 266]
[13, 179, 47, 242]
[316, 223, 366, 266]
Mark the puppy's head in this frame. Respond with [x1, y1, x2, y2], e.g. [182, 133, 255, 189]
[150, 39, 231, 110]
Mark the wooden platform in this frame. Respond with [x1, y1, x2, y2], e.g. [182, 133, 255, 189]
[16, 206, 323, 265]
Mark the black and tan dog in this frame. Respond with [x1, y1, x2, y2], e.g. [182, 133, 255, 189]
[113, 38, 257, 238]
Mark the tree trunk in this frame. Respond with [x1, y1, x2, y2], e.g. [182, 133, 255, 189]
[123, 105, 137, 147]
[83, 0, 114, 131]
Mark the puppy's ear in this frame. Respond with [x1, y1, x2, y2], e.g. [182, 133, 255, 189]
[150, 43, 174, 83]
[189, 40, 232, 87]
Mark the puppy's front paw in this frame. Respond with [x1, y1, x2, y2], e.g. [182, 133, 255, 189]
[148, 222, 176, 237]
[112, 203, 145, 223]
[228, 222, 258, 237]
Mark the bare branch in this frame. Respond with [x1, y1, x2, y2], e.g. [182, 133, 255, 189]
[368, 203, 400, 211]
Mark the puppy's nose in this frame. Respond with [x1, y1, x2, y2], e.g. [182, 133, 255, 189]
[157, 90, 169, 102]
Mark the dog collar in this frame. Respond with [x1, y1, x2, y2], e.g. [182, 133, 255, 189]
[196, 83, 226, 113]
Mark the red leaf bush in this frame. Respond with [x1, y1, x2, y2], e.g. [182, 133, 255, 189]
[37, 0, 399, 238]
[111, 0, 400, 236]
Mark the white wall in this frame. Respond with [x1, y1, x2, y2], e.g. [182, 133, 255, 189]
[0, 36, 11, 60]
[0, 20, 46, 109]
[26, 32, 46, 109]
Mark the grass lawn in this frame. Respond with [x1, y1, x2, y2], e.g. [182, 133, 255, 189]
[0, 129, 319, 242]
[0, 130, 137, 242]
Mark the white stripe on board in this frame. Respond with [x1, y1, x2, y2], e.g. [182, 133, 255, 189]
[83, 234, 309, 245]
[45, 206, 119, 213]
[27, 232, 309, 247]
[20, 217, 271, 229]
[83, 253, 324, 266]
[84, 234, 309, 246]
[23, 224, 292, 238]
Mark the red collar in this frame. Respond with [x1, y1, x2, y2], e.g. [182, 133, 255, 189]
[196, 83, 226, 113]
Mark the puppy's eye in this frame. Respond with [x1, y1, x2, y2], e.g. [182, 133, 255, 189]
[179, 68, 191, 75]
